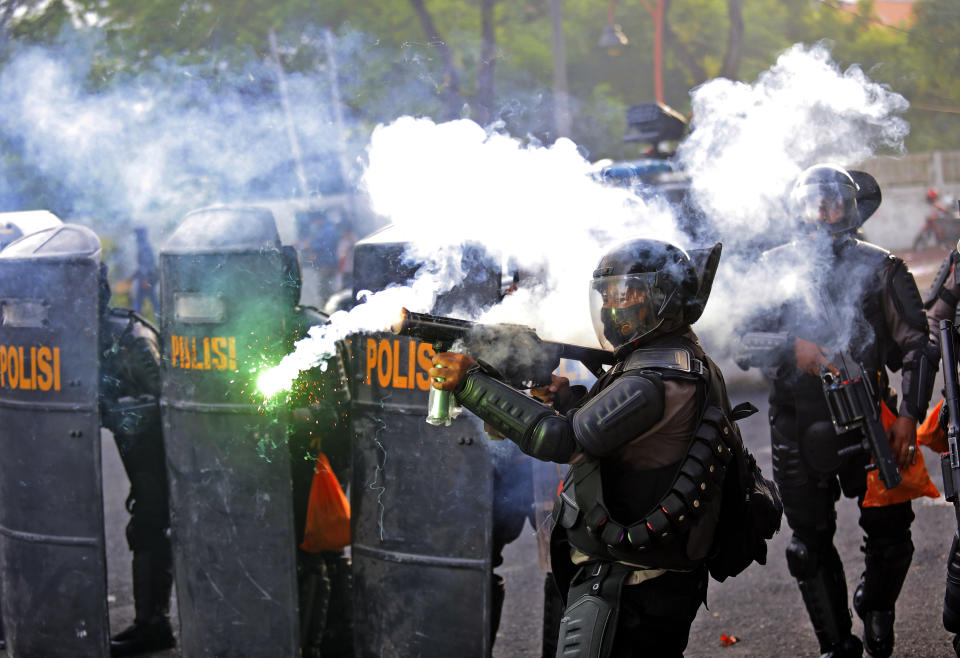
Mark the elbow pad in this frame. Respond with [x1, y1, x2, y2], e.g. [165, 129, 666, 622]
[456, 369, 576, 463]
[572, 372, 665, 457]
[901, 339, 940, 420]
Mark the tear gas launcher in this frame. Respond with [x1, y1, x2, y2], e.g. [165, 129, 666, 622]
[391, 308, 615, 426]
[820, 351, 902, 490]
[937, 319, 960, 634]
[939, 320, 960, 521]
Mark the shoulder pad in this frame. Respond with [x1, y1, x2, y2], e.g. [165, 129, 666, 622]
[844, 239, 894, 271]
[887, 258, 927, 333]
[622, 346, 706, 378]
[924, 252, 956, 309]
[572, 371, 665, 457]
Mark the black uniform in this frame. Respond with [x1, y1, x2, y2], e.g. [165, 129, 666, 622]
[740, 235, 936, 658]
[444, 239, 777, 657]
[98, 297, 174, 656]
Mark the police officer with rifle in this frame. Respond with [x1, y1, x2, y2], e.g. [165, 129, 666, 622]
[921, 218, 960, 655]
[426, 238, 780, 657]
[737, 164, 938, 658]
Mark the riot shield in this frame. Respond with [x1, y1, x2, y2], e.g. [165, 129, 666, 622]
[0, 224, 108, 656]
[160, 206, 299, 656]
[348, 233, 502, 657]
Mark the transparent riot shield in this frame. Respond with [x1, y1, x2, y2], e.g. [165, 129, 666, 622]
[159, 206, 300, 656]
[0, 225, 108, 657]
[348, 235, 502, 657]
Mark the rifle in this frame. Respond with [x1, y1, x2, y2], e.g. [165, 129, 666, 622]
[392, 308, 615, 425]
[938, 320, 960, 635]
[820, 351, 902, 490]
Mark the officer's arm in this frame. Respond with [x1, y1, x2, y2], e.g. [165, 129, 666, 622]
[884, 258, 938, 420]
[454, 366, 664, 463]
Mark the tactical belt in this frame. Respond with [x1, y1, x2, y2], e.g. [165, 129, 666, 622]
[556, 406, 733, 560]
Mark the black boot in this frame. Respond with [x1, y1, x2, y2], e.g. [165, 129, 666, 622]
[854, 539, 912, 658]
[111, 551, 175, 657]
[787, 538, 861, 658]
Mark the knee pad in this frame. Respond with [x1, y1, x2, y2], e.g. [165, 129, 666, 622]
[786, 535, 816, 579]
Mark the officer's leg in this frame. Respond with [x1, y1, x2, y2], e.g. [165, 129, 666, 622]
[298, 549, 330, 658]
[541, 573, 564, 658]
[853, 500, 914, 658]
[773, 414, 862, 658]
[554, 562, 634, 658]
[110, 425, 175, 657]
[609, 567, 707, 658]
[320, 550, 354, 657]
[491, 446, 533, 645]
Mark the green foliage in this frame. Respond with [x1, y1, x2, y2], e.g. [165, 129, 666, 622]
[1, 0, 957, 177]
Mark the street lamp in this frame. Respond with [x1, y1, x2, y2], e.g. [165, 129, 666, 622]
[598, 2, 629, 57]
[600, 0, 664, 104]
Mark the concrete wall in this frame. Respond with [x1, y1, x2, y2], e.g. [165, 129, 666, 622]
[857, 151, 960, 250]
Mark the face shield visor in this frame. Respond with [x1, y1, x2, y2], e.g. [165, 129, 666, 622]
[589, 273, 668, 350]
[790, 180, 858, 234]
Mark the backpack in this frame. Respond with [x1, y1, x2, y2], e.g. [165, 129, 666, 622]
[705, 400, 783, 582]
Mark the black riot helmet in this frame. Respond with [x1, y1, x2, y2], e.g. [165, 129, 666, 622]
[589, 239, 701, 354]
[789, 164, 861, 234]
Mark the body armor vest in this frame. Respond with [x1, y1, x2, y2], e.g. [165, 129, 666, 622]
[770, 240, 894, 408]
[552, 335, 739, 571]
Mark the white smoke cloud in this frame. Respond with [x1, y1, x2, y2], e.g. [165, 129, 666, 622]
[679, 43, 910, 355]
[260, 116, 685, 393]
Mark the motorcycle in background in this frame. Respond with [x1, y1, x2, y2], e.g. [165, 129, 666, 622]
[914, 188, 960, 252]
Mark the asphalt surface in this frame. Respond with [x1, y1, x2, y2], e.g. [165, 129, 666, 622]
[98, 246, 956, 657]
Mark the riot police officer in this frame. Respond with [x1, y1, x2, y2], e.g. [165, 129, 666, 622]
[98, 263, 174, 656]
[432, 238, 774, 656]
[738, 164, 938, 658]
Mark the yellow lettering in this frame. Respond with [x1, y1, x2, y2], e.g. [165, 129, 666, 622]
[17, 347, 30, 390]
[228, 337, 237, 370]
[36, 346, 52, 391]
[408, 341, 417, 389]
[391, 340, 408, 389]
[365, 338, 377, 386]
[29, 346, 37, 390]
[211, 337, 226, 370]
[170, 336, 180, 368]
[416, 343, 435, 391]
[7, 345, 18, 389]
[0, 345, 6, 388]
[181, 336, 191, 369]
[202, 337, 211, 370]
[53, 347, 60, 391]
[191, 337, 202, 370]
[377, 339, 392, 389]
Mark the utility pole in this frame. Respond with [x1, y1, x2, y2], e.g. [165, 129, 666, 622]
[550, 0, 572, 138]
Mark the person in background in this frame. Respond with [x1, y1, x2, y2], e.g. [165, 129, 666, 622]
[737, 164, 937, 658]
[130, 227, 159, 316]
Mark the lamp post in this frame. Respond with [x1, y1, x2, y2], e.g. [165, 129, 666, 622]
[600, 0, 665, 104]
[551, 0, 571, 137]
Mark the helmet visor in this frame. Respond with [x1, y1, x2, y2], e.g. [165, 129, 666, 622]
[589, 273, 666, 350]
[790, 181, 857, 232]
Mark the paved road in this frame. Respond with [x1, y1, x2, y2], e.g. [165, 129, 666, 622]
[493, 383, 958, 658]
